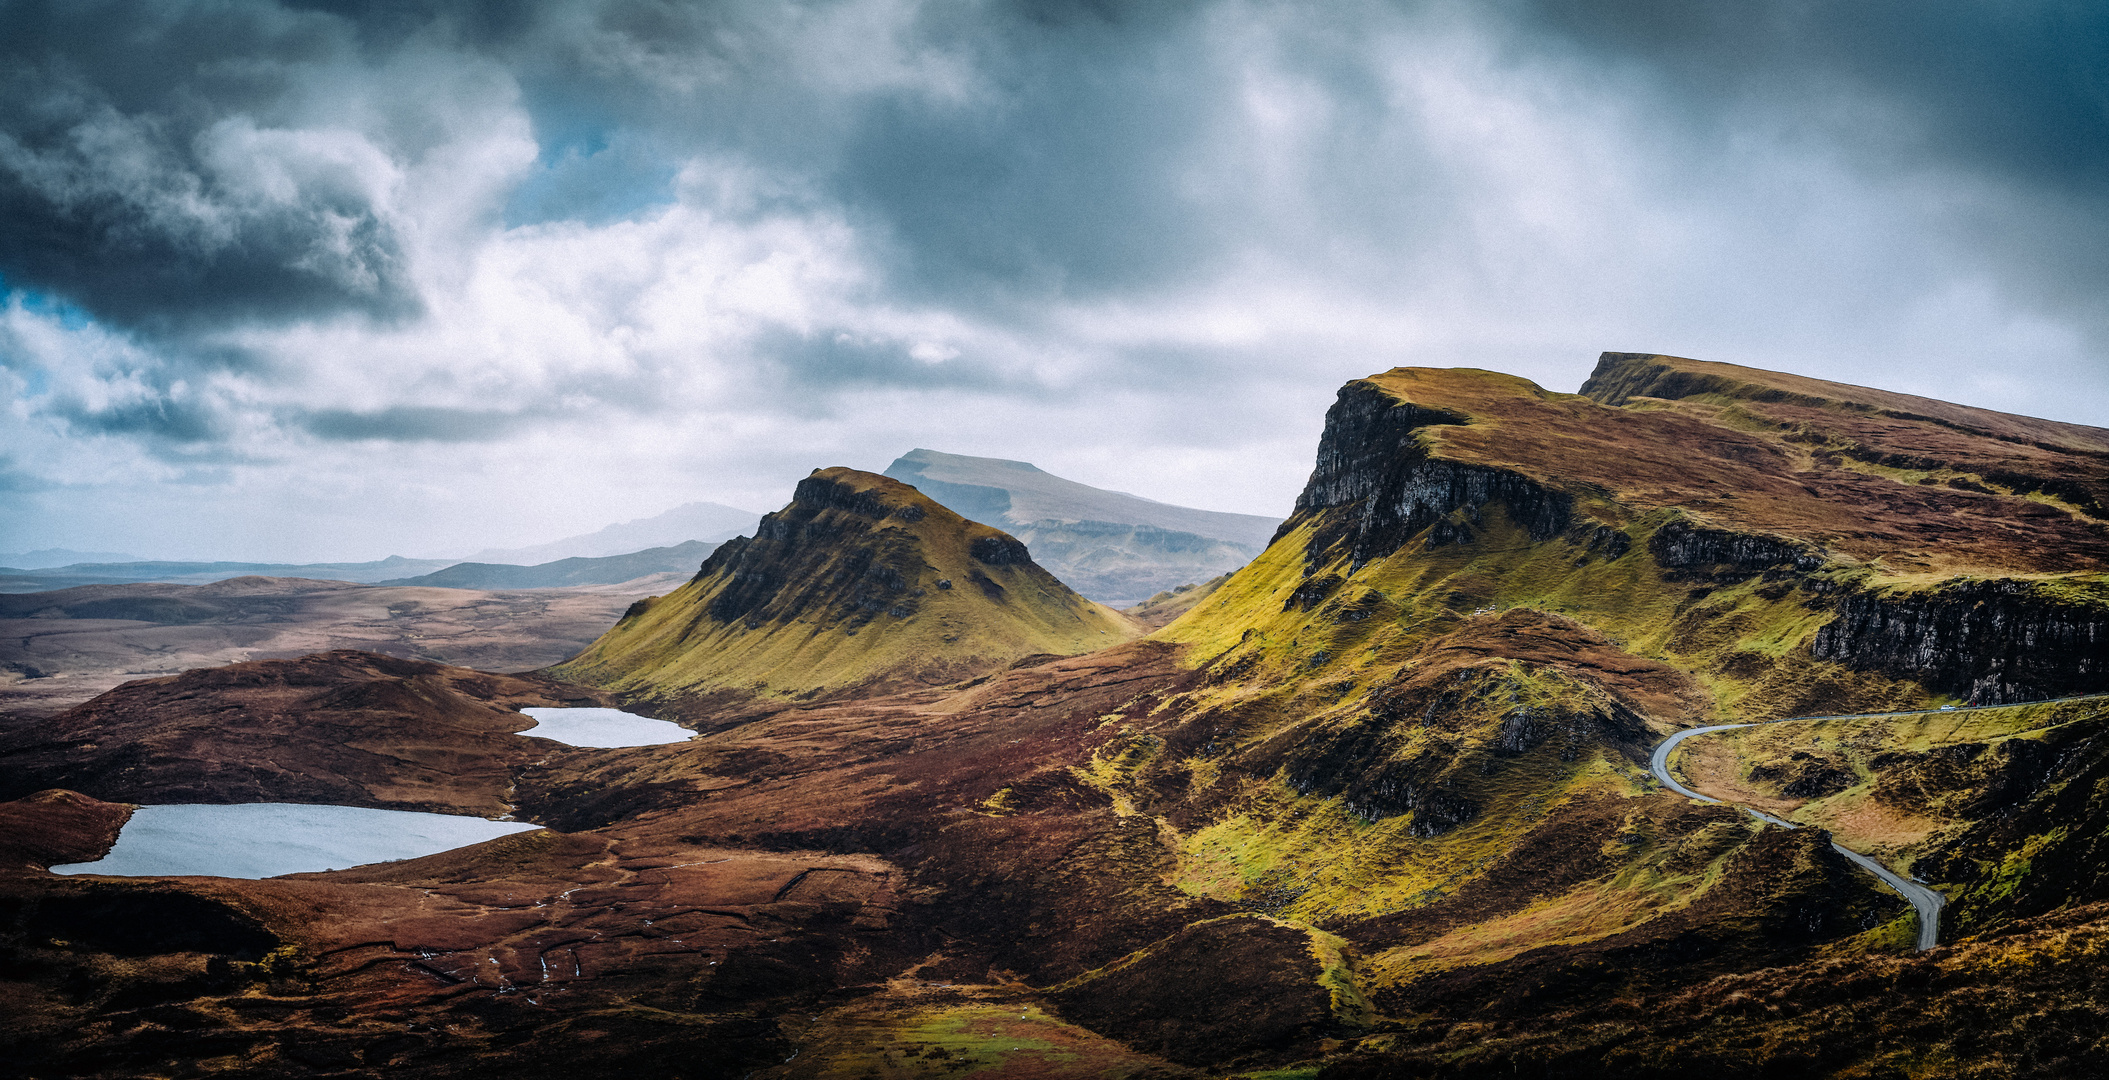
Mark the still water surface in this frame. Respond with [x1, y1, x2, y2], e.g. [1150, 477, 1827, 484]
[50, 803, 542, 879]
[517, 706, 693, 747]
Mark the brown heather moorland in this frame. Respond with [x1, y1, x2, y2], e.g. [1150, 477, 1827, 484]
[0, 353, 2105, 1078]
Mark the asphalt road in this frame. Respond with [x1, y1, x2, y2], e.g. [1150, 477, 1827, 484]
[1650, 720, 1945, 950]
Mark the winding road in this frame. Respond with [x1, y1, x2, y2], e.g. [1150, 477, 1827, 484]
[1650, 718, 1947, 951]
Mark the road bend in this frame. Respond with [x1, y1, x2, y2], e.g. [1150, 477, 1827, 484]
[1649, 720, 1946, 951]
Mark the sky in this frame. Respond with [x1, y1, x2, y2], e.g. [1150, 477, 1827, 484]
[3, 0, 2106, 562]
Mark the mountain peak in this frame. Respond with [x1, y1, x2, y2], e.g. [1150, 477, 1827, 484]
[552, 467, 1136, 713]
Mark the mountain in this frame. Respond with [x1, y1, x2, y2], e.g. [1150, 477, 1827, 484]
[0, 549, 137, 570]
[377, 540, 718, 589]
[0, 554, 459, 592]
[459, 501, 760, 564]
[882, 448, 1283, 605]
[3, 355, 2107, 1079]
[883, 448, 1281, 547]
[551, 467, 1138, 713]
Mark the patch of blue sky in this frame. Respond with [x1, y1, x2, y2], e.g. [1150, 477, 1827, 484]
[1, 273, 96, 331]
[504, 119, 681, 228]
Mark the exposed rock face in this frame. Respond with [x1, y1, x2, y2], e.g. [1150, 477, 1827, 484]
[1265, 358, 2107, 709]
[1649, 518, 1825, 582]
[968, 533, 1032, 565]
[553, 467, 1135, 711]
[1813, 579, 2109, 703]
[1290, 381, 1572, 568]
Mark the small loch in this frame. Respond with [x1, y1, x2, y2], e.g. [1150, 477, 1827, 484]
[50, 803, 542, 879]
[516, 706, 693, 748]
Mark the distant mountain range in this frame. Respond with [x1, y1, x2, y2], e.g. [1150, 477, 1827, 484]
[0, 503, 758, 594]
[884, 449, 1279, 548]
[0, 549, 139, 569]
[3, 471, 1264, 606]
[458, 502, 759, 564]
[0, 555, 462, 594]
[378, 541, 718, 589]
[882, 448, 1283, 606]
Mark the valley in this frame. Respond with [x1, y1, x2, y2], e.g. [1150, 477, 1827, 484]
[0, 577, 667, 719]
[0, 353, 2105, 1078]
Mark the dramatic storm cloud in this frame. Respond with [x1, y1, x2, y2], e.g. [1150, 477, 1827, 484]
[3, 0, 2104, 560]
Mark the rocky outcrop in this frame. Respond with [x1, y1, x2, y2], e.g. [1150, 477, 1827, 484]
[789, 471, 929, 522]
[968, 534, 1032, 565]
[1812, 579, 2109, 704]
[1581, 351, 1836, 411]
[1650, 518, 1826, 583]
[1290, 382, 1572, 569]
[1278, 663, 1650, 835]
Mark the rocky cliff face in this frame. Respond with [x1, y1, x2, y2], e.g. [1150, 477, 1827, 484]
[1648, 518, 1826, 582]
[1813, 578, 2109, 703]
[1288, 381, 1572, 569]
[1240, 360, 2109, 711]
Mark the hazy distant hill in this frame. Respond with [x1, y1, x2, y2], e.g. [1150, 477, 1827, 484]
[379, 541, 718, 589]
[0, 549, 138, 570]
[884, 449, 1279, 547]
[460, 502, 759, 564]
[0, 555, 459, 593]
[881, 448, 1282, 605]
[0, 575, 643, 717]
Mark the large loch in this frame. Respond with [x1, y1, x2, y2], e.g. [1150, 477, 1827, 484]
[50, 803, 543, 879]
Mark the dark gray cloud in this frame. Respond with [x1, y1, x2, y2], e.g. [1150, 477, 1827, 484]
[0, 1, 434, 330]
[1500, 0, 2109, 321]
[298, 405, 530, 442]
[2, 0, 2105, 561]
[1506, 0, 2109, 191]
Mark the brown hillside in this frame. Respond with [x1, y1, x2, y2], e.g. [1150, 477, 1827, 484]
[0, 650, 614, 816]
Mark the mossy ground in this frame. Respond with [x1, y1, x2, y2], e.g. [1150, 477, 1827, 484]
[780, 996, 1183, 1080]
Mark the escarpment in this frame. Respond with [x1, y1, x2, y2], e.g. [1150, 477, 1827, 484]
[552, 467, 1136, 712]
[1287, 380, 1572, 569]
[1813, 578, 2109, 703]
[1648, 517, 1826, 582]
[1191, 359, 2108, 716]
